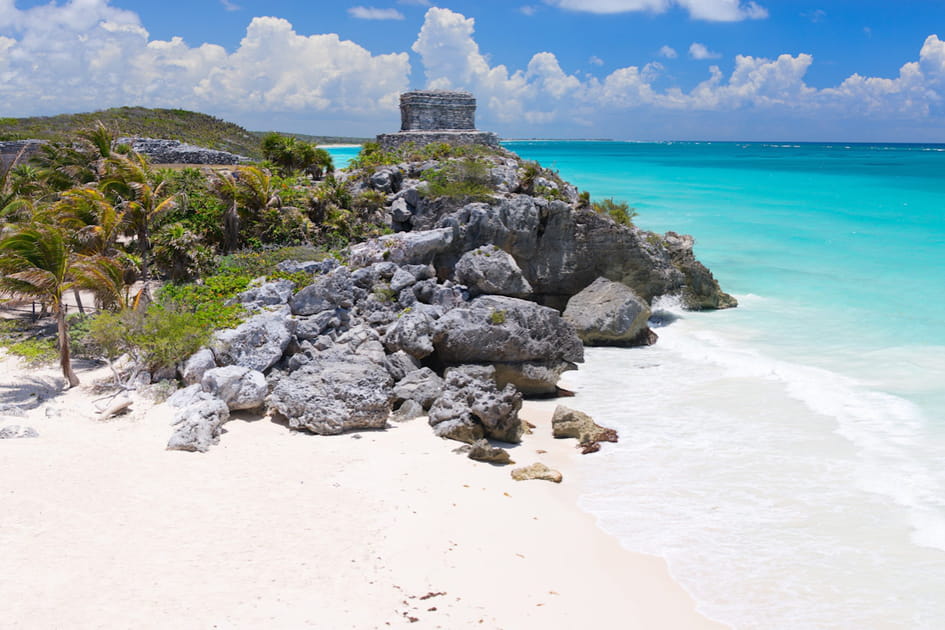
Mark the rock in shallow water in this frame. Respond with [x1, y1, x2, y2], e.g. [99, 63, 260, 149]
[551, 405, 619, 453]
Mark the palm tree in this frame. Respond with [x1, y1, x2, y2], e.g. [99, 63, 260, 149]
[101, 152, 177, 292]
[212, 170, 241, 254]
[53, 187, 137, 311]
[213, 165, 281, 252]
[0, 223, 81, 387]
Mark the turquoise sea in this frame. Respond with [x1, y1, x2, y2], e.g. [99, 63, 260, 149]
[330, 141, 945, 629]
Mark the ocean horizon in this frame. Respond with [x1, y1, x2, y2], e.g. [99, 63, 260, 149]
[329, 140, 945, 629]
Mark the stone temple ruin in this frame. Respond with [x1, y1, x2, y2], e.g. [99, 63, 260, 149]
[377, 90, 500, 150]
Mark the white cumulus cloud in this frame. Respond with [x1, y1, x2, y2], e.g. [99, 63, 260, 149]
[658, 45, 678, 59]
[0, 0, 410, 128]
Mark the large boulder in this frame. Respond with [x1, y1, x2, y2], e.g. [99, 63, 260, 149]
[563, 277, 656, 346]
[432, 295, 583, 394]
[267, 348, 394, 435]
[454, 245, 532, 298]
[211, 307, 295, 373]
[427, 365, 522, 444]
[166, 393, 230, 453]
[201, 366, 267, 411]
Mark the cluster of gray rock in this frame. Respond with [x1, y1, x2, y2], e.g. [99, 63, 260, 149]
[163, 146, 734, 460]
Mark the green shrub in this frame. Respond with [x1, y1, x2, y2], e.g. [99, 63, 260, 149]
[421, 158, 494, 201]
[157, 272, 250, 330]
[88, 305, 210, 373]
[347, 141, 399, 170]
[68, 313, 97, 358]
[7, 337, 57, 365]
[267, 269, 310, 292]
[488, 309, 507, 325]
[591, 197, 638, 226]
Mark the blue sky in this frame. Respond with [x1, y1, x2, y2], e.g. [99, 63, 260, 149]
[2, 0, 945, 141]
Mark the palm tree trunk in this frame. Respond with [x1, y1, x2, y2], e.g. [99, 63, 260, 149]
[57, 306, 80, 388]
[73, 287, 85, 314]
[223, 201, 240, 253]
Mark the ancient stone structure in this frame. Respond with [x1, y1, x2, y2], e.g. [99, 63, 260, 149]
[400, 90, 476, 131]
[377, 90, 500, 150]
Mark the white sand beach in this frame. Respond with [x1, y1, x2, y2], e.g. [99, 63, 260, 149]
[0, 353, 723, 629]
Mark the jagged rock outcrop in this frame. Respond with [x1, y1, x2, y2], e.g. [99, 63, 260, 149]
[454, 245, 533, 298]
[563, 277, 656, 346]
[427, 365, 522, 444]
[267, 347, 394, 435]
[432, 295, 583, 395]
[425, 195, 735, 311]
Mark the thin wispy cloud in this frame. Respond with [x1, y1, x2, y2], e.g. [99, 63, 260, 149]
[220, 0, 240, 11]
[658, 45, 678, 59]
[802, 9, 826, 23]
[589, 55, 604, 66]
[520, 5, 540, 16]
[398, 0, 432, 5]
[544, 0, 768, 22]
[349, 6, 406, 20]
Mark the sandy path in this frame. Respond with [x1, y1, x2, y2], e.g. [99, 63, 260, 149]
[0, 354, 724, 629]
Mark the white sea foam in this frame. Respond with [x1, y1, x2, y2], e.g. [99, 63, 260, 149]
[562, 314, 945, 629]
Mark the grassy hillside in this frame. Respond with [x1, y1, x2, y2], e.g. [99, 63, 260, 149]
[0, 107, 263, 158]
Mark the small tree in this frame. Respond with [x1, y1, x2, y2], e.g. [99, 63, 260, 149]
[0, 224, 81, 386]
